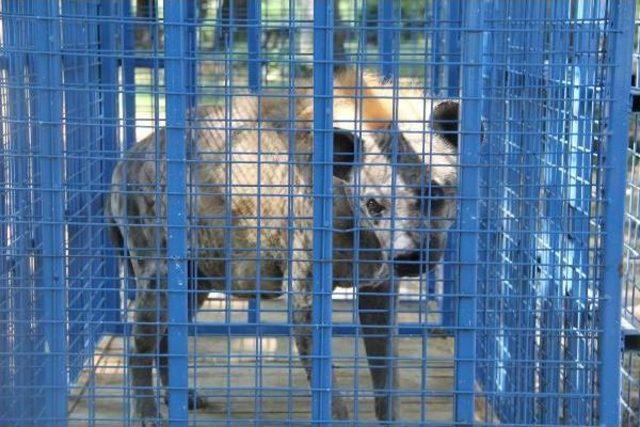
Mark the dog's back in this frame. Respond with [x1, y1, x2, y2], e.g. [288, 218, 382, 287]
[107, 96, 313, 298]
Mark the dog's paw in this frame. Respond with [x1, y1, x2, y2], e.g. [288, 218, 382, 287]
[163, 388, 208, 410]
[332, 393, 350, 420]
[135, 397, 165, 426]
[138, 416, 167, 427]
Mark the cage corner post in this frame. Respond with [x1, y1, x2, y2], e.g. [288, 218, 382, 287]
[454, 0, 484, 424]
[599, 1, 636, 426]
[312, 0, 334, 423]
[163, 0, 190, 424]
[31, 0, 68, 424]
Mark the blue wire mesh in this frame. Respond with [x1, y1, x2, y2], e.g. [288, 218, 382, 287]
[0, 0, 634, 425]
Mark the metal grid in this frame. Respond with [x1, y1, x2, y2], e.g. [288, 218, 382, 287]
[0, 0, 633, 425]
[476, 2, 633, 425]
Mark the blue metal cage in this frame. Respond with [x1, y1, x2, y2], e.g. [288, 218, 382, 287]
[0, 0, 634, 425]
[622, 4, 640, 426]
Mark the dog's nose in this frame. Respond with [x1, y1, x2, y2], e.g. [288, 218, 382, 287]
[392, 251, 430, 277]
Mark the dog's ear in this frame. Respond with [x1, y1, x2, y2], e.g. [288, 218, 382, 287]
[332, 177, 379, 239]
[431, 100, 460, 147]
[332, 128, 362, 181]
[332, 176, 358, 229]
[333, 177, 386, 284]
[333, 177, 383, 247]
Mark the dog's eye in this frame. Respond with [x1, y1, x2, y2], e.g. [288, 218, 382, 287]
[420, 184, 445, 211]
[366, 198, 385, 217]
[424, 185, 444, 200]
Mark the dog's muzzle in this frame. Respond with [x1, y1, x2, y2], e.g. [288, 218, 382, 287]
[392, 251, 433, 277]
[391, 234, 446, 277]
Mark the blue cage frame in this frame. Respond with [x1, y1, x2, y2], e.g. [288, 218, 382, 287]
[0, 0, 635, 425]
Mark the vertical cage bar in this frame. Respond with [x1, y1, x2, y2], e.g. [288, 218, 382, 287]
[32, 0, 67, 423]
[564, 2, 601, 422]
[430, 1, 442, 93]
[100, 0, 121, 331]
[311, 0, 334, 423]
[248, 0, 261, 92]
[185, 0, 198, 111]
[61, 0, 89, 382]
[454, 0, 483, 423]
[446, 0, 461, 98]
[599, 1, 635, 425]
[378, 0, 396, 80]
[541, 1, 571, 421]
[247, 0, 262, 325]
[122, 0, 136, 149]
[0, 60, 5, 423]
[441, 0, 463, 330]
[0, 38, 8, 423]
[163, 1, 190, 424]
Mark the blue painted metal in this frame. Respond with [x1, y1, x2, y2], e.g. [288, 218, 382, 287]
[248, 0, 262, 92]
[538, 1, 569, 422]
[100, 0, 121, 333]
[109, 321, 454, 337]
[621, 8, 640, 426]
[454, 0, 483, 423]
[1, 2, 36, 423]
[430, 0, 442, 94]
[446, 0, 461, 98]
[31, 0, 67, 424]
[0, 1, 635, 425]
[120, 0, 138, 305]
[163, 1, 190, 423]
[600, 1, 635, 425]
[62, 0, 90, 383]
[312, 0, 334, 423]
[378, 0, 396, 80]
[0, 51, 6, 423]
[122, 0, 137, 150]
[247, 0, 262, 328]
[440, 0, 462, 330]
[563, 2, 601, 422]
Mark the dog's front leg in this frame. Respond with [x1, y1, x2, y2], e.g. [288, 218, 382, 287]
[159, 281, 210, 410]
[291, 281, 349, 420]
[131, 281, 168, 426]
[358, 281, 399, 422]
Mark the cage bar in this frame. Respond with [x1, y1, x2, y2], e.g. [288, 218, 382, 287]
[163, 1, 190, 423]
[311, 0, 334, 423]
[454, 0, 483, 423]
[600, 1, 635, 425]
[0, 1, 635, 425]
[31, 0, 67, 423]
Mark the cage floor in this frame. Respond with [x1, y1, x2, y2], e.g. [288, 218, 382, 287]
[66, 299, 484, 425]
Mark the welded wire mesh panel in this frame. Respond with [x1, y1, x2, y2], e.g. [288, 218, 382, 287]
[0, 1, 634, 426]
[475, 1, 632, 425]
[0, 0, 119, 424]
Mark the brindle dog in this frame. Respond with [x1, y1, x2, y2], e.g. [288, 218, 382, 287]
[107, 70, 460, 425]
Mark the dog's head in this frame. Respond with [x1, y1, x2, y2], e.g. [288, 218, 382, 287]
[329, 73, 460, 279]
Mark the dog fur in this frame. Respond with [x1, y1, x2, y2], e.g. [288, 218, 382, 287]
[106, 69, 460, 424]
